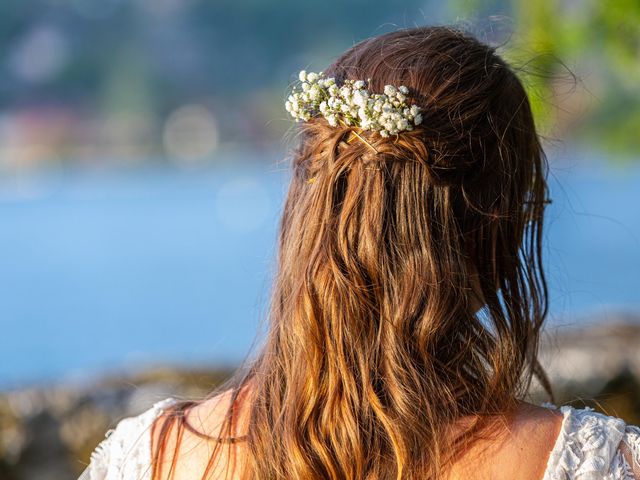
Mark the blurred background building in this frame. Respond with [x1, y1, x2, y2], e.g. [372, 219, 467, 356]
[0, 0, 639, 477]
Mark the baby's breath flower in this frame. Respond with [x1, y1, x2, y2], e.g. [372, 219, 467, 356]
[352, 90, 367, 108]
[285, 70, 423, 136]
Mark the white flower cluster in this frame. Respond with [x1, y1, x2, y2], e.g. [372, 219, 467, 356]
[285, 70, 423, 138]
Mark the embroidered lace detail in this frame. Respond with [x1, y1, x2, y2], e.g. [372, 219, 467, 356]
[542, 404, 636, 480]
[617, 426, 640, 479]
[79, 397, 177, 480]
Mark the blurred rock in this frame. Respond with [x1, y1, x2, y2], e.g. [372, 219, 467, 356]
[535, 316, 640, 423]
[0, 366, 234, 478]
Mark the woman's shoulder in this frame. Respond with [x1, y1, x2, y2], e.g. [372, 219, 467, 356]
[448, 401, 640, 480]
[447, 401, 564, 480]
[78, 397, 178, 480]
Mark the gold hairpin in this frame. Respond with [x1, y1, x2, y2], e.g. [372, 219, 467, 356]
[340, 120, 379, 154]
[306, 122, 380, 185]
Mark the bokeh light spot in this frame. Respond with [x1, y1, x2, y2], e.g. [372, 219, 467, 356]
[163, 104, 219, 166]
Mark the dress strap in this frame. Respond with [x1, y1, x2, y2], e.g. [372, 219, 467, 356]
[79, 397, 177, 480]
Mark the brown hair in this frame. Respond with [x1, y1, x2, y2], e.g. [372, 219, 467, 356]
[152, 24, 552, 479]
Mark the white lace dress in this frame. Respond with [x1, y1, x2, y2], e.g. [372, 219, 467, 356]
[79, 399, 640, 479]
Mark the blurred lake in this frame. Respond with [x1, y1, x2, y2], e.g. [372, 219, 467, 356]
[0, 147, 639, 388]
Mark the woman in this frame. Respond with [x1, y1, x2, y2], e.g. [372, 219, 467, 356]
[81, 25, 640, 479]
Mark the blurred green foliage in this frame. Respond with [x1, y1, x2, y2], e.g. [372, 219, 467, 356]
[454, 0, 640, 155]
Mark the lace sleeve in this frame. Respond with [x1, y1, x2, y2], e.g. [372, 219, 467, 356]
[613, 425, 640, 479]
[77, 398, 177, 480]
[542, 405, 631, 480]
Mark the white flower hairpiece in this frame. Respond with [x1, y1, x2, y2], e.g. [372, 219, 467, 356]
[285, 70, 423, 138]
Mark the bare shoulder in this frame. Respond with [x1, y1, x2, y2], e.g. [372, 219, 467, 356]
[150, 394, 563, 480]
[446, 401, 564, 480]
[188, 384, 252, 437]
[150, 387, 250, 480]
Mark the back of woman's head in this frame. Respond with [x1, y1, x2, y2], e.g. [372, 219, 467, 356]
[153, 24, 551, 480]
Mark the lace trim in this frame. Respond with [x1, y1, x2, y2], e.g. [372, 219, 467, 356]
[542, 404, 627, 480]
[620, 426, 640, 478]
[610, 448, 634, 479]
[83, 397, 177, 480]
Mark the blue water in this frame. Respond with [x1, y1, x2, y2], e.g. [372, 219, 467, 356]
[0, 149, 639, 387]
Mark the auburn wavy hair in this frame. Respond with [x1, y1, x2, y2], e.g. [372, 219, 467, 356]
[151, 24, 552, 480]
